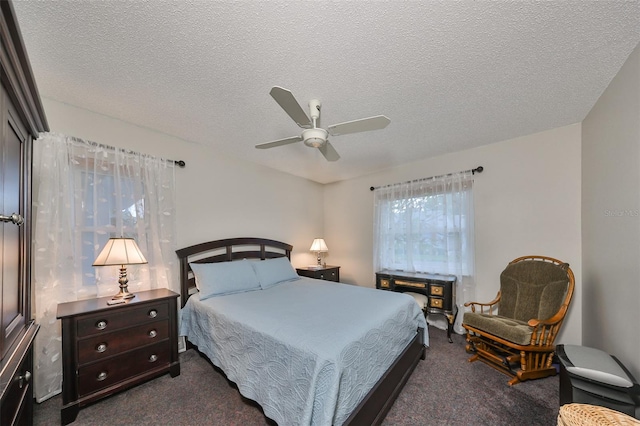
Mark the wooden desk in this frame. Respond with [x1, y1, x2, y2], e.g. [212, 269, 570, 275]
[376, 270, 457, 342]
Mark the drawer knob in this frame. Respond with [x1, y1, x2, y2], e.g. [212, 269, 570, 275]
[148, 330, 157, 338]
[17, 371, 31, 389]
[149, 354, 158, 362]
[97, 371, 108, 381]
[96, 320, 107, 330]
[96, 343, 107, 353]
[148, 309, 158, 318]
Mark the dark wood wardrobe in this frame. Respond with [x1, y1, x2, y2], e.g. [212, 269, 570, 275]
[0, 1, 49, 424]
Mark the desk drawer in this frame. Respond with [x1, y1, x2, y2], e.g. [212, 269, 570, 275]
[430, 297, 444, 309]
[78, 320, 169, 364]
[76, 302, 169, 338]
[394, 279, 427, 290]
[77, 341, 170, 397]
[430, 284, 444, 296]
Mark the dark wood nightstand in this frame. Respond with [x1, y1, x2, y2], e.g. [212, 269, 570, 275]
[296, 265, 340, 282]
[56, 288, 180, 425]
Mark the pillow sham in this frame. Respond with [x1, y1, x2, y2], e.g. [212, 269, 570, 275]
[190, 260, 261, 300]
[251, 256, 300, 289]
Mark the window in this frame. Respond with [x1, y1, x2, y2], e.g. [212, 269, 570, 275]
[373, 173, 474, 277]
[77, 168, 144, 287]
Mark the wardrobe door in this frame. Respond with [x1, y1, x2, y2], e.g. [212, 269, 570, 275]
[1, 3, 48, 423]
[1, 86, 28, 358]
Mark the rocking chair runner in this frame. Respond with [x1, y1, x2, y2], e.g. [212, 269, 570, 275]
[462, 255, 575, 385]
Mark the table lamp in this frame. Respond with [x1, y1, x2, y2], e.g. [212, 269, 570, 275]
[309, 238, 328, 266]
[93, 237, 148, 300]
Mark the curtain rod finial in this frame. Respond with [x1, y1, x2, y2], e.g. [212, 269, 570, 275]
[472, 166, 483, 175]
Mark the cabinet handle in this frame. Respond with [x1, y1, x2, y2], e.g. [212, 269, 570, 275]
[96, 320, 107, 330]
[320, 274, 324, 279]
[148, 309, 157, 318]
[148, 329, 157, 338]
[148, 354, 158, 362]
[17, 371, 31, 389]
[97, 372, 108, 381]
[96, 343, 107, 353]
[0, 212, 24, 226]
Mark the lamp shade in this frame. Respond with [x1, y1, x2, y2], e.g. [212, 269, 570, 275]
[309, 238, 328, 252]
[93, 237, 148, 266]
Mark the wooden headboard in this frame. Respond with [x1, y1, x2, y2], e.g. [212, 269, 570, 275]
[175, 237, 293, 307]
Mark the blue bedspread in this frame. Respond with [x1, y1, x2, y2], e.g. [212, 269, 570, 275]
[180, 277, 427, 426]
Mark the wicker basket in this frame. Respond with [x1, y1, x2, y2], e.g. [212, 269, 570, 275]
[558, 403, 640, 425]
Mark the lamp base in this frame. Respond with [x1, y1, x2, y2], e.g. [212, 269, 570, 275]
[112, 266, 135, 300]
[112, 289, 135, 300]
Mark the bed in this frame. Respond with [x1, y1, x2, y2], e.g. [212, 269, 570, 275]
[177, 237, 427, 425]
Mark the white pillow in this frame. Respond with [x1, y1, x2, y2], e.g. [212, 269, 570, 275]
[189, 260, 261, 300]
[251, 257, 300, 289]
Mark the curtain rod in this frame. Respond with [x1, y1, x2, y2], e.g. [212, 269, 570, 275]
[369, 166, 483, 191]
[69, 135, 186, 168]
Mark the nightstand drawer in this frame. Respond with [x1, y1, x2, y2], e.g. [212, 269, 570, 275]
[78, 320, 169, 364]
[76, 302, 169, 338]
[77, 341, 170, 397]
[319, 270, 338, 281]
[296, 266, 340, 282]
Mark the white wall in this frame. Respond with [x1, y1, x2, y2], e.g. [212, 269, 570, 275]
[42, 98, 585, 345]
[324, 124, 583, 344]
[582, 42, 640, 378]
[40, 99, 323, 267]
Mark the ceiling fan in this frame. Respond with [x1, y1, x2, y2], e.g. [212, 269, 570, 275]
[255, 86, 390, 161]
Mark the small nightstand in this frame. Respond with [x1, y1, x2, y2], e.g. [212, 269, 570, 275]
[57, 288, 180, 425]
[296, 265, 340, 282]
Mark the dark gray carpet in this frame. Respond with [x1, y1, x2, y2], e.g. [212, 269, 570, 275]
[34, 327, 559, 425]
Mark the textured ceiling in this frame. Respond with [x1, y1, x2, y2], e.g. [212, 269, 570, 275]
[12, 0, 640, 184]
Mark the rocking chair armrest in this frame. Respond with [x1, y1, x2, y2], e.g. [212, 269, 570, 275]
[527, 309, 567, 328]
[528, 305, 567, 327]
[464, 291, 501, 313]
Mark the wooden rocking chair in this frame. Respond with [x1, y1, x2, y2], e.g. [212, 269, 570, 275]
[462, 255, 575, 385]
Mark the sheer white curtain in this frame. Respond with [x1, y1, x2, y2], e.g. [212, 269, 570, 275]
[32, 133, 178, 402]
[373, 171, 475, 333]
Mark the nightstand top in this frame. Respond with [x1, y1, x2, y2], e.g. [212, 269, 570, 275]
[296, 265, 340, 272]
[57, 288, 178, 319]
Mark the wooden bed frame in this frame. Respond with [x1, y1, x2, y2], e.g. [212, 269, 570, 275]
[176, 237, 425, 425]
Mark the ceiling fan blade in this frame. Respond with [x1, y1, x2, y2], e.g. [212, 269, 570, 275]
[270, 86, 312, 129]
[318, 141, 340, 162]
[327, 115, 390, 136]
[255, 136, 303, 149]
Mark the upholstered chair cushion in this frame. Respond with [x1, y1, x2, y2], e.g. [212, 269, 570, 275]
[499, 261, 570, 321]
[463, 260, 570, 345]
[462, 312, 532, 345]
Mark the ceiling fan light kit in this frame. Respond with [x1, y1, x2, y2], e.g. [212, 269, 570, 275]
[302, 128, 327, 148]
[256, 86, 390, 161]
